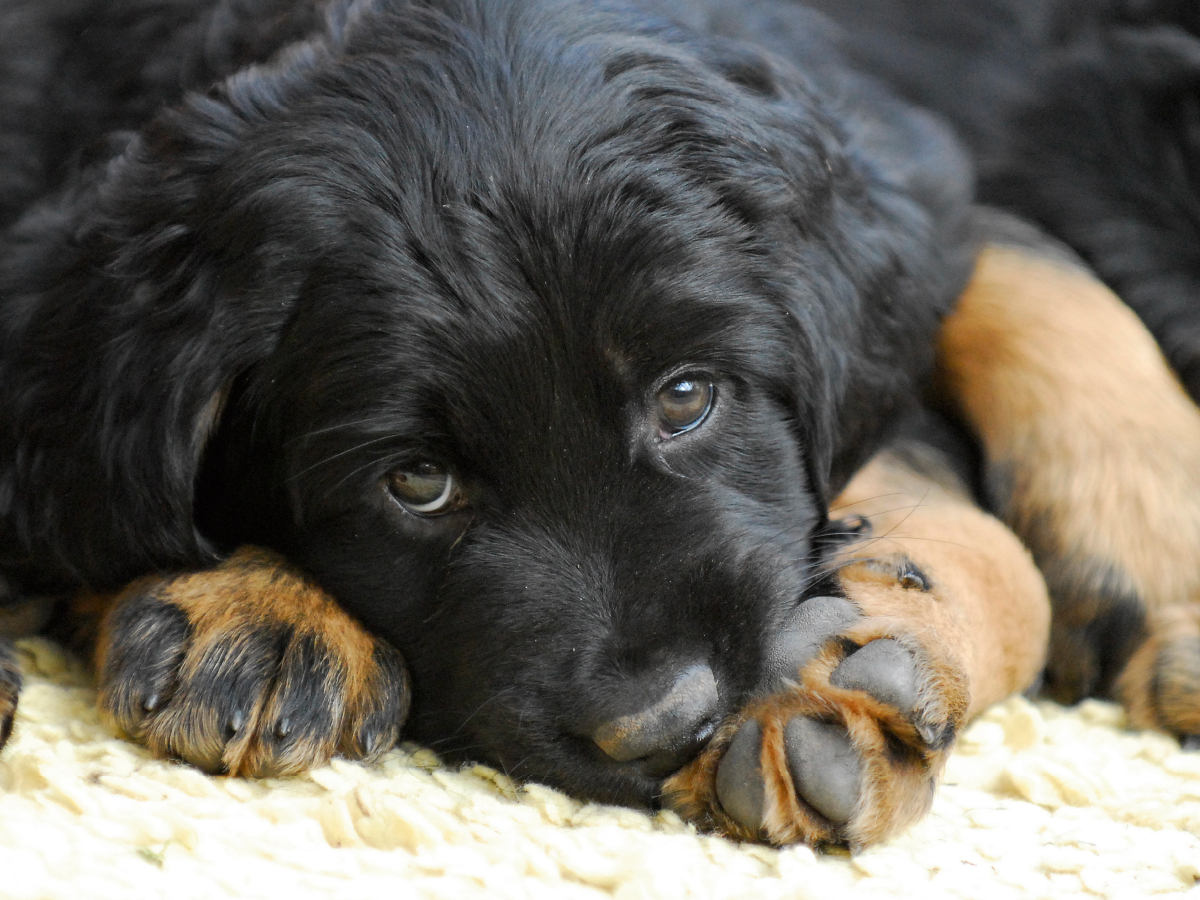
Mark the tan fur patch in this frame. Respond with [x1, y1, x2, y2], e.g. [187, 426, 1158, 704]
[91, 547, 409, 777]
[665, 450, 1051, 849]
[939, 243, 1200, 729]
[939, 246, 1200, 612]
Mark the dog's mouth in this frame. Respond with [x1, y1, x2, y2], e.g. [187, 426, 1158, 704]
[403, 651, 742, 805]
[445, 730, 706, 808]
[405, 587, 849, 807]
[587, 719, 722, 781]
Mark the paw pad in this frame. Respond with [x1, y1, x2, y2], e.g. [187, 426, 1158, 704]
[830, 639, 919, 715]
[784, 718, 860, 825]
[714, 720, 765, 832]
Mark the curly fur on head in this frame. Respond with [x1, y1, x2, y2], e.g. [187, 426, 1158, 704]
[0, 0, 975, 802]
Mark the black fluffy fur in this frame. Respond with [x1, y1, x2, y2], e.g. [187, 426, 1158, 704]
[9, 0, 1200, 802]
[7, 0, 1198, 802]
[806, 0, 1200, 702]
[808, 0, 1200, 402]
[0, 0, 976, 798]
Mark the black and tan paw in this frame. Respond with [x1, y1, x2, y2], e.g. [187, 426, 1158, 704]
[0, 638, 20, 750]
[0, 588, 57, 753]
[665, 614, 968, 849]
[96, 547, 410, 776]
[1116, 604, 1200, 743]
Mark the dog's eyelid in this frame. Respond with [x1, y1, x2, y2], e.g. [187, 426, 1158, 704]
[653, 364, 719, 390]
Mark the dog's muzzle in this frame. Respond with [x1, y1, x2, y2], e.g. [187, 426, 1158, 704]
[587, 663, 720, 776]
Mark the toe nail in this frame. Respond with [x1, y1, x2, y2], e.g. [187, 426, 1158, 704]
[276, 717, 292, 740]
[897, 560, 930, 591]
[831, 639, 919, 714]
[784, 718, 860, 825]
[716, 720, 766, 832]
[843, 515, 871, 535]
[143, 693, 160, 713]
[229, 709, 246, 735]
[917, 721, 947, 749]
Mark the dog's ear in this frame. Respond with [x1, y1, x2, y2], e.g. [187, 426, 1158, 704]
[0, 62, 334, 590]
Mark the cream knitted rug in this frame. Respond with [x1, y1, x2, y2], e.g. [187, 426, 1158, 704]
[1, 637, 1198, 900]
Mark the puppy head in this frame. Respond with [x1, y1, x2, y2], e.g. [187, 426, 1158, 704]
[1, 0, 971, 801]
[263, 183, 828, 800]
[209, 0, 969, 803]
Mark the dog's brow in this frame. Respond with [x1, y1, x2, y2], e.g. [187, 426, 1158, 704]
[602, 344, 634, 386]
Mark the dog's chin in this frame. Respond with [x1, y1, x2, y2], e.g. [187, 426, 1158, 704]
[433, 727, 671, 807]
[404, 659, 752, 807]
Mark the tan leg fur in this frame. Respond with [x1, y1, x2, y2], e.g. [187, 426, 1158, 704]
[940, 241, 1200, 734]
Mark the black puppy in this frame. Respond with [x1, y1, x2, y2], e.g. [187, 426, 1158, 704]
[3, 0, 1196, 850]
[0, 0, 972, 799]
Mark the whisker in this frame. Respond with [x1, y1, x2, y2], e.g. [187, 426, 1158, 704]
[288, 417, 399, 443]
[836, 501, 938, 522]
[287, 433, 399, 482]
[828, 492, 908, 514]
[321, 453, 398, 496]
[856, 533, 978, 553]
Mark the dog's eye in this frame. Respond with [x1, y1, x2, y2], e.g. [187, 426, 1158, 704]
[657, 378, 714, 436]
[386, 462, 463, 515]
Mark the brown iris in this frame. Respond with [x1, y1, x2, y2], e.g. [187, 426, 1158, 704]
[657, 377, 714, 436]
[386, 461, 462, 514]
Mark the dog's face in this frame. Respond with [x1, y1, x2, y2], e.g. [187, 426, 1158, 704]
[225, 20, 837, 806]
[266, 170, 829, 803]
[2, 0, 972, 805]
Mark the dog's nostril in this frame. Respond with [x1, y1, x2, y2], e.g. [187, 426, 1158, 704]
[592, 664, 719, 765]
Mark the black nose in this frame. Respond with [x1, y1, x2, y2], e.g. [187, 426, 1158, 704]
[591, 663, 720, 775]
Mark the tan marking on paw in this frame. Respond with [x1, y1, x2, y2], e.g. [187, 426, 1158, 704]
[665, 450, 1050, 849]
[0, 640, 19, 750]
[1117, 604, 1200, 737]
[93, 547, 410, 776]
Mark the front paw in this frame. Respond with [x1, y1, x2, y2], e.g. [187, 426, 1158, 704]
[0, 639, 19, 750]
[664, 591, 968, 849]
[1116, 604, 1200, 745]
[96, 547, 410, 776]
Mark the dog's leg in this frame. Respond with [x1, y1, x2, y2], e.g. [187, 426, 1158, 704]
[0, 640, 18, 750]
[664, 445, 1051, 848]
[79, 547, 410, 776]
[938, 229, 1200, 739]
[0, 585, 53, 751]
